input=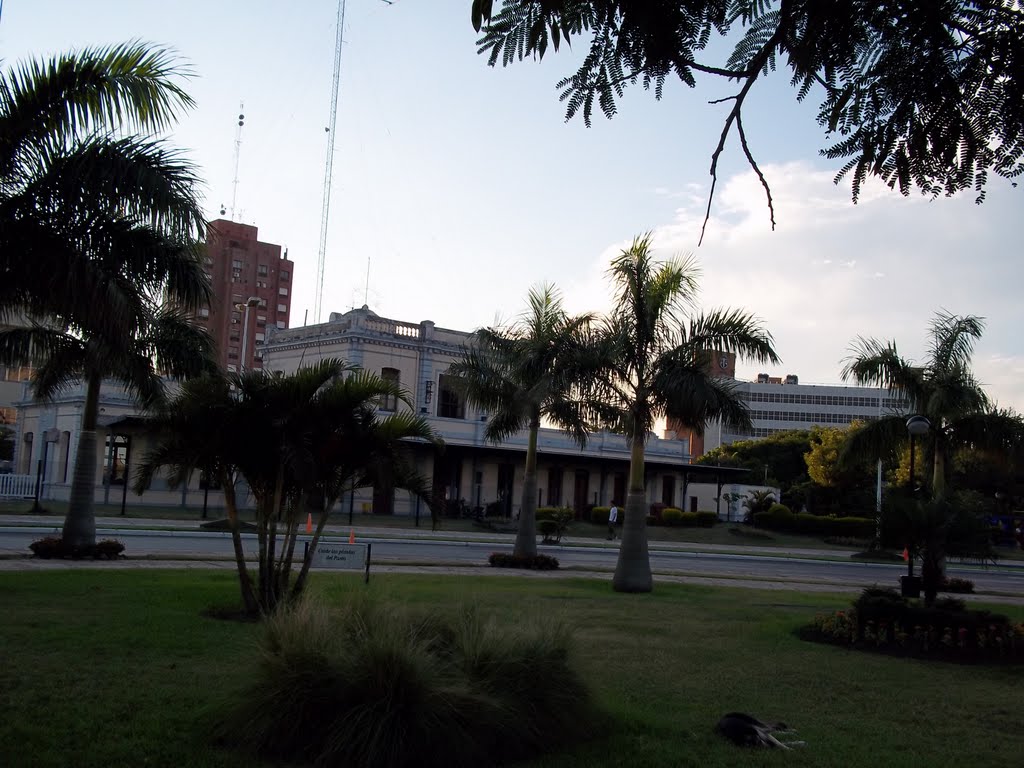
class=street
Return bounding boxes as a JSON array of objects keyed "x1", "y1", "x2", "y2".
[{"x1": 2, "y1": 525, "x2": 1023, "y2": 597}]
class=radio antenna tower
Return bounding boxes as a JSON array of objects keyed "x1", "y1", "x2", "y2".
[
  {"x1": 314, "y1": 0, "x2": 347, "y2": 323},
  {"x1": 230, "y1": 103, "x2": 245, "y2": 220}
]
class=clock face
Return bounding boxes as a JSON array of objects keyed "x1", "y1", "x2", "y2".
[{"x1": 718, "y1": 355, "x2": 729, "y2": 370}]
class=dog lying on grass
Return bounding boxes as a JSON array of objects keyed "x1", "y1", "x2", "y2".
[{"x1": 715, "y1": 712, "x2": 807, "y2": 749}]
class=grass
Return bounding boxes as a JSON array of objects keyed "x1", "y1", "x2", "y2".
[{"x1": 1, "y1": 570, "x2": 1023, "y2": 767}]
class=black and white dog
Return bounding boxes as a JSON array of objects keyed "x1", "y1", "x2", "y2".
[{"x1": 715, "y1": 712, "x2": 806, "y2": 749}]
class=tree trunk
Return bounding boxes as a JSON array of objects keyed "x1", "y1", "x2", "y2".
[
  {"x1": 514, "y1": 416, "x2": 540, "y2": 557},
  {"x1": 612, "y1": 436, "x2": 652, "y2": 593},
  {"x1": 222, "y1": 470, "x2": 258, "y2": 615},
  {"x1": 62, "y1": 371, "x2": 101, "y2": 549},
  {"x1": 932, "y1": 443, "x2": 947, "y2": 498},
  {"x1": 292, "y1": 497, "x2": 333, "y2": 598}
]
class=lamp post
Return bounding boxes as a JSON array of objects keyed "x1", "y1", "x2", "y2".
[
  {"x1": 31, "y1": 427, "x2": 61, "y2": 513},
  {"x1": 904, "y1": 415, "x2": 931, "y2": 583},
  {"x1": 234, "y1": 296, "x2": 260, "y2": 371}
]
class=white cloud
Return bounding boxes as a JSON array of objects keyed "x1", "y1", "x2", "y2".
[{"x1": 564, "y1": 161, "x2": 1024, "y2": 409}]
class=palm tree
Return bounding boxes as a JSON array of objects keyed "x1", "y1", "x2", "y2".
[
  {"x1": 591, "y1": 234, "x2": 780, "y2": 592},
  {"x1": 841, "y1": 311, "x2": 1024, "y2": 601},
  {"x1": 0, "y1": 44, "x2": 210, "y2": 549},
  {"x1": 137, "y1": 360, "x2": 440, "y2": 615},
  {"x1": 448, "y1": 285, "x2": 592, "y2": 557}
]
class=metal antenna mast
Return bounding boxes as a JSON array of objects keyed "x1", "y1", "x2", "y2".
[
  {"x1": 314, "y1": 0, "x2": 347, "y2": 324},
  {"x1": 230, "y1": 103, "x2": 245, "y2": 221}
]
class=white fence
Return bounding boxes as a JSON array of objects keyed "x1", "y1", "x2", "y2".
[{"x1": 0, "y1": 474, "x2": 36, "y2": 499}]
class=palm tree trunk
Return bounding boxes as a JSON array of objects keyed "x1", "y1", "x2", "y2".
[
  {"x1": 514, "y1": 416, "x2": 540, "y2": 557},
  {"x1": 62, "y1": 371, "x2": 102, "y2": 549},
  {"x1": 221, "y1": 470, "x2": 258, "y2": 615},
  {"x1": 932, "y1": 443, "x2": 947, "y2": 498},
  {"x1": 612, "y1": 436, "x2": 653, "y2": 593},
  {"x1": 292, "y1": 497, "x2": 333, "y2": 598}
]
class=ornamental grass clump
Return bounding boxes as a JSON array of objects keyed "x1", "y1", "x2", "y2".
[{"x1": 213, "y1": 595, "x2": 596, "y2": 768}]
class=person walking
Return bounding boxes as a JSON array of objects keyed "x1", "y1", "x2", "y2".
[{"x1": 607, "y1": 502, "x2": 619, "y2": 540}]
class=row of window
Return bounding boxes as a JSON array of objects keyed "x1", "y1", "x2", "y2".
[
  {"x1": 229, "y1": 260, "x2": 290, "y2": 282},
  {"x1": 747, "y1": 410, "x2": 879, "y2": 425},
  {"x1": 743, "y1": 391, "x2": 908, "y2": 409}
]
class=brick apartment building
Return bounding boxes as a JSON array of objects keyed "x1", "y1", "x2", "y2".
[{"x1": 201, "y1": 219, "x2": 294, "y2": 371}]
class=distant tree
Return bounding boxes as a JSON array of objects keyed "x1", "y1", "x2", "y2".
[
  {"x1": 448, "y1": 285, "x2": 592, "y2": 557},
  {"x1": 697, "y1": 429, "x2": 811, "y2": 492},
  {"x1": 741, "y1": 489, "x2": 775, "y2": 523},
  {"x1": 586, "y1": 233, "x2": 778, "y2": 592},
  {"x1": 842, "y1": 312, "x2": 1024, "y2": 600},
  {"x1": 471, "y1": 1, "x2": 1024, "y2": 239}
]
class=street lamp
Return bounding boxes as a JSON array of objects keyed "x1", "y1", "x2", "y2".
[
  {"x1": 902, "y1": 415, "x2": 931, "y2": 588},
  {"x1": 234, "y1": 296, "x2": 260, "y2": 371},
  {"x1": 31, "y1": 427, "x2": 61, "y2": 513}
]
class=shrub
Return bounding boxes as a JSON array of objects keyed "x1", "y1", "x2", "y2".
[
  {"x1": 695, "y1": 510, "x2": 718, "y2": 527},
  {"x1": 536, "y1": 509, "x2": 572, "y2": 543},
  {"x1": 590, "y1": 506, "x2": 610, "y2": 525},
  {"x1": 661, "y1": 508, "x2": 685, "y2": 526},
  {"x1": 213, "y1": 596, "x2": 596, "y2": 767},
  {"x1": 534, "y1": 507, "x2": 562, "y2": 522},
  {"x1": 649, "y1": 502, "x2": 667, "y2": 521},
  {"x1": 29, "y1": 537, "x2": 125, "y2": 559},
  {"x1": 678, "y1": 511, "x2": 699, "y2": 527},
  {"x1": 941, "y1": 577, "x2": 975, "y2": 594},
  {"x1": 645, "y1": 514, "x2": 658, "y2": 526},
  {"x1": 802, "y1": 587, "x2": 1024, "y2": 663},
  {"x1": 488, "y1": 552, "x2": 560, "y2": 570},
  {"x1": 755, "y1": 509, "x2": 875, "y2": 538}
]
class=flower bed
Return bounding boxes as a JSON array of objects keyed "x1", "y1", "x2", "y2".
[{"x1": 800, "y1": 588, "x2": 1024, "y2": 663}]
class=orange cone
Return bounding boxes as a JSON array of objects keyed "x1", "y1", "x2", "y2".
[
  {"x1": 902, "y1": 547, "x2": 910, "y2": 562},
  {"x1": 349, "y1": 529, "x2": 355, "y2": 544},
  {"x1": 306, "y1": 512, "x2": 313, "y2": 534}
]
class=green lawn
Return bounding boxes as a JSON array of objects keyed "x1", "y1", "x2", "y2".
[{"x1": 1, "y1": 570, "x2": 1022, "y2": 768}]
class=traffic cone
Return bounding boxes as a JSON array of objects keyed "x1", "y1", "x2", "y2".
[
  {"x1": 306, "y1": 512, "x2": 313, "y2": 534},
  {"x1": 349, "y1": 529, "x2": 355, "y2": 544},
  {"x1": 902, "y1": 547, "x2": 910, "y2": 562}
]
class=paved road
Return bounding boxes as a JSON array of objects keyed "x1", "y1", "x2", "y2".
[{"x1": 2, "y1": 526, "x2": 1022, "y2": 596}]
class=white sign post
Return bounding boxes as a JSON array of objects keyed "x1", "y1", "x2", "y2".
[{"x1": 307, "y1": 541, "x2": 372, "y2": 583}]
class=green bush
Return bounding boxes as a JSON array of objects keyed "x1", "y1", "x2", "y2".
[
  {"x1": 488, "y1": 552, "x2": 560, "y2": 570},
  {"x1": 755, "y1": 509, "x2": 875, "y2": 538},
  {"x1": 695, "y1": 510, "x2": 718, "y2": 527},
  {"x1": 679, "y1": 511, "x2": 699, "y2": 527},
  {"x1": 661, "y1": 508, "x2": 685, "y2": 526},
  {"x1": 213, "y1": 596, "x2": 595, "y2": 767},
  {"x1": 645, "y1": 514, "x2": 658, "y2": 526},
  {"x1": 942, "y1": 577, "x2": 975, "y2": 594},
  {"x1": 590, "y1": 506, "x2": 610, "y2": 525},
  {"x1": 535, "y1": 507, "x2": 562, "y2": 522},
  {"x1": 802, "y1": 588, "x2": 1024, "y2": 662},
  {"x1": 29, "y1": 537, "x2": 125, "y2": 559}
]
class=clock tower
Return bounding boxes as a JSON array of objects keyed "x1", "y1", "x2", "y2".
[{"x1": 666, "y1": 350, "x2": 736, "y2": 460}]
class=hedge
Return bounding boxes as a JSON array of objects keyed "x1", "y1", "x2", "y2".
[
  {"x1": 754, "y1": 510, "x2": 875, "y2": 538},
  {"x1": 590, "y1": 507, "x2": 611, "y2": 525},
  {"x1": 696, "y1": 510, "x2": 718, "y2": 527}
]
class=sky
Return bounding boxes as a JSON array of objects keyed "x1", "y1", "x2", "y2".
[{"x1": 4, "y1": 1, "x2": 1022, "y2": 409}]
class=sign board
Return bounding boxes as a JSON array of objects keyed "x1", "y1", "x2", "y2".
[{"x1": 310, "y1": 542, "x2": 369, "y2": 570}]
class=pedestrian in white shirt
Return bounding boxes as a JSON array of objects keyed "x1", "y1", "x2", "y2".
[{"x1": 607, "y1": 503, "x2": 619, "y2": 540}]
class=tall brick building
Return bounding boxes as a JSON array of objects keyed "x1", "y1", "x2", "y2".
[{"x1": 201, "y1": 220, "x2": 294, "y2": 371}]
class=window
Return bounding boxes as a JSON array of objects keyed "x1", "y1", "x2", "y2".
[
  {"x1": 437, "y1": 374, "x2": 465, "y2": 419},
  {"x1": 277, "y1": 304, "x2": 287, "y2": 313},
  {"x1": 258, "y1": 298, "x2": 267, "y2": 308},
  {"x1": 255, "y1": 332, "x2": 265, "y2": 342},
  {"x1": 279, "y1": 287, "x2": 288, "y2": 296},
  {"x1": 547, "y1": 468, "x2": 563, "y2": 506},
  {"x1": 228, "y1": 352, "x2": 239, "y2": 360},
  {"x1": 256, "y1": 315, "x2": 266, "y2": 327},
  {"x1": 276, "y1": 320, "x2": 285, "y2": 328},
  {"x1": 198, "y1": 307, "x2": 210, "y2": 318},
  {"x1": 380, "y1": 368, "x2": 400, "y2": 411},
  {"x1": 280, "y1": 270, "x2": 290, "y2": 281},
  {"x1": 232, "y1": 259, "x2": 243, "y2": 269},
  {"x1": 257, "y1": 264, "x2": 268, "y2": 276}
]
